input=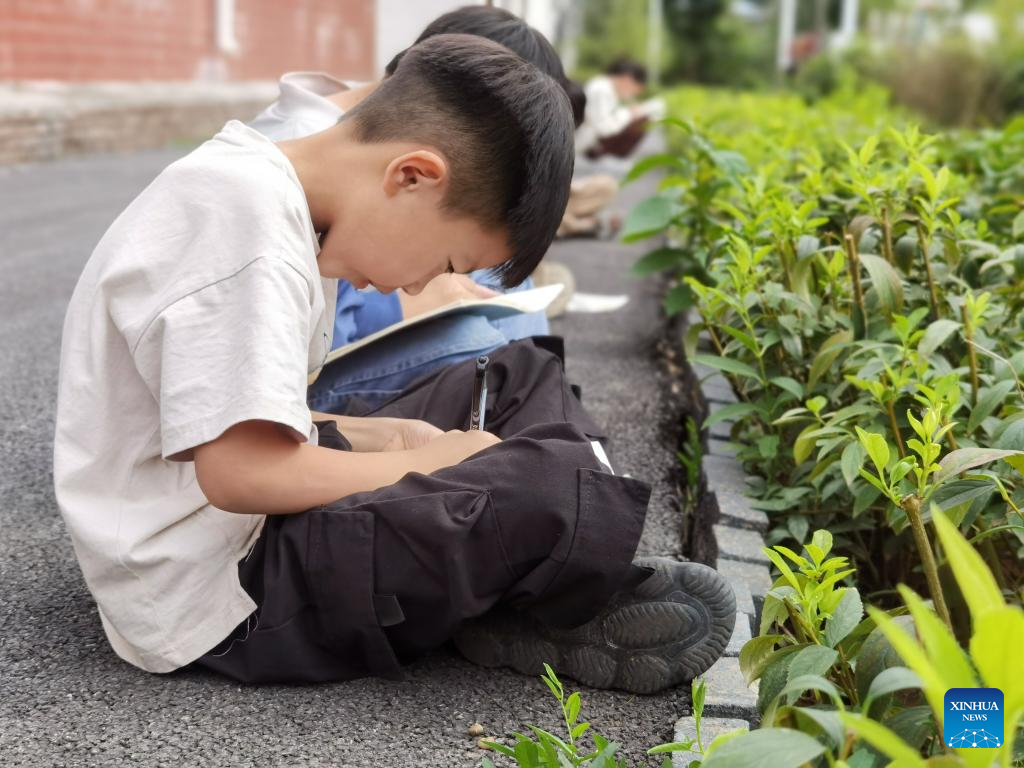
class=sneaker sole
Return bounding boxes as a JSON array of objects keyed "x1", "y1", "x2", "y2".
[{"x1": 454, "y1": 557, "x2": 736, "y2": 694}]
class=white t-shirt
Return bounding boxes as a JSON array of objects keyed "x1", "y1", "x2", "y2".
[
  {"x1": 249, "y1": 72, "x2": 349, "y2": 141},
  {"x1": 574, "y1": 75, "x2": 665, "y2": 154},
  {"x1": 53, "y1": 120, "x2": 337, "y2": 673}
]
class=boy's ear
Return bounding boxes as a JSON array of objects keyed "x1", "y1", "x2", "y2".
[{"x1": 383, "y1": 151, "x2": 447, "y2": 196}]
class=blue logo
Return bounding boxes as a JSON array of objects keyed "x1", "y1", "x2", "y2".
[{"x1": 944, "y1": 688, "x2": 1004, "y2": 749}]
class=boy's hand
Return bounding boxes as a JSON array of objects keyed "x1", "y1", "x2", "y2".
[
  {"x1": 379, "y1": 418, "x2": 444, "y2": 452},
  {"x1": 408, "y1": 429, "x2": 501, "y2": 474},
  {"x1": 398, "y1": 274, "x2": 498, "y2": 320}
]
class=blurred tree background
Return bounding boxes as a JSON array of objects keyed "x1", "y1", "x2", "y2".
[{"x1": 569, "y1": 0, "x2": 1024, "y2": 127}]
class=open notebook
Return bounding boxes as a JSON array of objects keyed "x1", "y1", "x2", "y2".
[{"x1": 310, "y1": 283, "x2": 565, "y2": 380}]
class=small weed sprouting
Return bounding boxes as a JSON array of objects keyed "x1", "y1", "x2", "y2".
[{"x1": 481, "y1": 668, "x2": 721, "y2": 768}]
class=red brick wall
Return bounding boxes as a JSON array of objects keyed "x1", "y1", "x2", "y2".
[{"x1": 0, "y1": 0, "x2": 375, "y2": 81}]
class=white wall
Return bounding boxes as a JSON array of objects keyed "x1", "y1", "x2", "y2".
[{"x1": 374, "y1": 0, "x2": 566, "y2": 77}]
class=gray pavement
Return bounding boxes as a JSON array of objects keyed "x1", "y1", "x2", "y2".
[{"x1": 0, "y1": 148, "x2": 689, "y2": 766}]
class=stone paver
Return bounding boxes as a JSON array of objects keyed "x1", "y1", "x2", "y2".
[
  {"x1": 672, "y1": 716, "x2": 750, "y2": 767},
  {"x1": 713, "y1": 525, "x2": 771, "y2": 566},
  {"x1": 701, "y1": 657, "x2": 759, "y2": 718}
]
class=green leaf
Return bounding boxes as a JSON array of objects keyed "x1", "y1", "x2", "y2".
[
  {"x1": 738, "y1": 634, "x2": 785, "y2": 684},
  {"x1": 770, "y1": 376, "x2": 805, "y2": 400},
  {"x1": 860, "y1": 253, "x2": 905, "y2": 316},
  {"x1": 808, "y1": 330, "x2": 852, "y2": 389},
  {"x1": 692, "y1": 353, "x2": 763, "y2": 383},
  {"x1": 625, "y1": 152, "x2": 686, "y2": 183},
  {"x1": 720, "y1": 325, "x2": 761, "y2": 357},
  {"x1": 1013, "y1": 209, "x2": 1024, "y2": 239},
  {"x1": 787, "y1": 645, "x2": 839, "y2": 680},
  {"x1": 966, "y1": 380, "x2": 1017, "y2": 434},
  {"x1": 931, "y1": 508, "x2": 1004, "y2": 624},
  {"x1": 647, "y1": 741, "x2": 697, "y2": 755},
  {"x1": 856, "y1": 426, "x2": 891, "y2": 478},
  {"x1": 788, "y1": 706, "x2": 844, "y2": 748},
  {"x1": 622, "y1": 196, "x2": 676, "y2": 242},
  {"x1": 794, "y1": 423, "x2": 818, "y2": 465},
  {"x1": 811, "y1": 529, "x2": 833, "y2": 557},
  {"x1": 700, "y1": 728, "x2": 826, "y2": 768},
  {"x1": 825, "y1": 588, "x2": 864, "y2": 648},
  {"x1": 970, "y1": 607, "x2": 1024, "y2": 718},
  {"x1": 664, "y1": 283, "x2": 695, "y2": 316},
  {"x1": 934, "y1": 447, "x2": 1024, "y2": 484},
  {"x1": 841, "y1": 441, "x2": 866, "y2": 489},
  {"x1": 930, "y1": 479, "x2": 995, "y2": 512},
  {"x1": 565, "y1": 691, "x2": 580, "y2": 725},
  {"x1": 703, "y1": 402, "x2": 760, "y2": 430},
  {"x1": 764, "y1": 549, "x2": 802, "y2": 592},
  {"x1": 863, "y1": 667, "x2": 922, "y2": 713},
  {"x1": 917, "y1": 319, "x2": 961, "y2": 360},
  {"x1": 837, "y1": 712, "x2": 923, "y2": 765},
  {"x1": 632, "y1": 246, "x2": 690, "y2": 276}
]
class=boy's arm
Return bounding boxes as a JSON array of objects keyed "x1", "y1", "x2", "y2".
[
  {"x1": 309, "y1": 411, "x2": 444, "y2": 453},
  {"x1": 193, "y1": 419, "x2": 498, "y2": 516}
]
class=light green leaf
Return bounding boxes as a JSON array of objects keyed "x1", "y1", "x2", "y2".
[
  {"x1": 622, "y1": 196, "x2": 676, "y2": 242},
  {"x1": 918, "y1": 319, "x2": 961, "y2": 360},
  {"x1": 1013, "y1": 209, "x2": 1024, "y2": 239},
  {"x1": 794, "y1": 423, "x2": 818, "y2": 465},
  {"x1": 838, "y1": 712, "x2": 923, "y2": 765},
  {"x1": 811, "y1": 529, "x2": 833, "y2": 557},
  {"x1": 764, "y1": 549, "x2": 802, "y2": 592},
  {"x1": 700, "y1": 728, "x2": 826, "y2": 768},
  {"x1": 825, "y1": 589, "x2": 864, "y2": 648},
  {"x1": 692, "y1": 353, "x2": 763, "y2": 383},
  {"x1": 565, "y1": 691, "x2": 580, "y2": 725},
  {"x1": 934, "y1": 447, "x2": 1024, "y2": 484},
  {"x1": 931, "y1": 508, "x2": 1004, "y2": 624},
  {"x1": 970, "y1": 607, "x2": 1024, "y2": 719},
  {"x1": 860, "y1": 253, "x2": 905, "y2": 316}
]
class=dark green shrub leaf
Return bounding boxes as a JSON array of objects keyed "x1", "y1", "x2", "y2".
[
  {"x1": 931, "y1": 479, "x2": 994, "y2": 512},
  {"x1": 787, "y1": 645, "x2": 839, "y2": 680},
  {"x1": 625, "y1": 153, "x2": 687, "y2": 183},
  {"x1": 622, "y1": 196, "x2": 676, "y2": 242},
  {"x1": 966, "y1": 379, "x2": 1017, "y2": 434},
  {"x1": 692, "y1": 353, "x2": 762, "y2": 382},
  {"x1": 664, "y1": 283, "x2": 695, "y2": 316},
  {"x1": 863, "y1": 666, "x2": 922, "y2": 712},
  {"x1": 808, "y1": 331, "x2": 852, "y2": 389},
  {"x1": 704, "y1": 402, "x2": 759, "y2": 429},
  {"x1": 738, "y1": 634, "x2": 786, "y2": 684},
  {"x1": 917, "y1": 319, "x2": 961, "y2": 360},
  {"x1": 770, "y1": 376, "x2": 805, "y2": 400},
  {"x1": 935, "y1": 447, "x2": 1024, "y2": 483},
  {"x1": 631, "y1": 247, "x2": 690, "y2": 276},
  {"x1": 860, "y1": 253, "x2": 904, "y2": 316}
]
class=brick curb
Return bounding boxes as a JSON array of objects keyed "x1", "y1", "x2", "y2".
[{"x1": 674, "y1": 311, "x2": 772, "y2": 732}]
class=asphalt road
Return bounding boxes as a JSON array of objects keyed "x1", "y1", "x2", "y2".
[{"x1": 0, "y1": 146, "x2": 690, "y2": 767}]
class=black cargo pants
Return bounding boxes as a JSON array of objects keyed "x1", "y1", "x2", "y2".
[{"x1": 193, "y1": 338, "x2": 651, "y2": 684}]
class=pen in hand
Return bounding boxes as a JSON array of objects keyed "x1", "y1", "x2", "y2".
[{"x1": 469, "y1": 355, "x2": 489, "y2": 431}]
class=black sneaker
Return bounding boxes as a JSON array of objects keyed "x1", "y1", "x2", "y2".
[{"x1": 453, "y1": 557, "x2": 736, "y2": 694}]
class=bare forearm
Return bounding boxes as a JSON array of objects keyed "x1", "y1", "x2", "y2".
[{"x1": 310, "y1": 411, "x2": 399, "y2": 452}]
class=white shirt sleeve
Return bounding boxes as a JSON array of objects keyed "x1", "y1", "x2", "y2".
[
  {"x1": 133, "y1": 256, "x2": 315, "y2": 461},
  {"x1": 584, "y1": 77, "x2": 635, "y2": 139}
]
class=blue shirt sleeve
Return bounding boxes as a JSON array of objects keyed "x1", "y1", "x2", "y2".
[{"x1": 331, "y1": 280, "x2": 403, "y2": 350}]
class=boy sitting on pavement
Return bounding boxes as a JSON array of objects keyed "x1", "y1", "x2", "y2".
[{"x1": 53, "y1": 35, "x2": 735, "y2": 691}]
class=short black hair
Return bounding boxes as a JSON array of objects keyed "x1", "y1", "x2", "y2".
[
  {"x1": 607, "y1": 56, "x2": 648, "y2": 84},
  {"x1": 566, "y1": 80, "x2": 587, "y2": 128},
  {"x1": 385, "y1": 5, "x2": 566, "y2": 86},
  {"x1": 345, "y1": 34, "x2": 574, "y2": 288}
]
